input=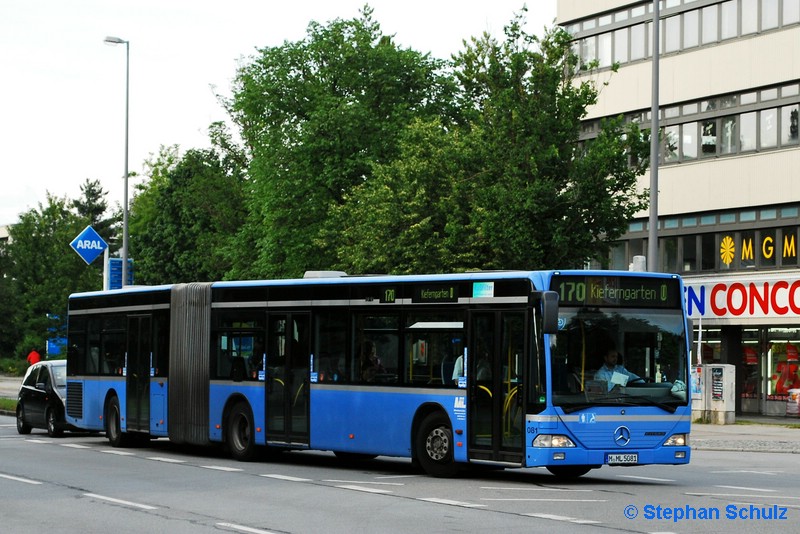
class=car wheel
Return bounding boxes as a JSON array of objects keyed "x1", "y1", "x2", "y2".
[
  {"x1": 16, "y1": 405, "x2": 31, "y2": 435},
  {"x1": 46, "y1": 407, "x2": 64, "y2": 438}
]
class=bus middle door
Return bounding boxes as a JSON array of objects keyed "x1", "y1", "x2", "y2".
[{"x1": 266, "y1": 313, "x2": 310, "y2": 446}]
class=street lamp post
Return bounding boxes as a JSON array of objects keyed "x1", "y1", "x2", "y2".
[{"x1": 104, "y1": 36, "x2": 130, "y2": 287}]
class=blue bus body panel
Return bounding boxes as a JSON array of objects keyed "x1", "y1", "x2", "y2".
[
  {"x1": 208, "y1": 383, "x2": 267, "y2": 445},
  {"x1": 309, "y1": 385, "x2": 467, "y2": 461},
  {"x1": 66, "y1": 377, "x2": 125, "y2": 432},
  {"x1": 525, "y1": 407, "x2": 691, "y2": 467}
]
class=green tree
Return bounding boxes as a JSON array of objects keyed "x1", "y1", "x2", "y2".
[
  {"x1": 130, "y1": 143, "x2": 246, "y2": 284},
  {"x1": 6, "y1": 193, "x2": 105, "y2": 357},
  {"x1": 227, "y1": 5, "x2": 457, "y2": 279},
  {"x1": 0, "y1": 238, "x2": 21, "y2": 358},
  {"x1": 452, "y1": 17, "x2": 649, "y2": 269},
  {"x1": 330, "y1": 14, "x2": 649, "y2": 274}
]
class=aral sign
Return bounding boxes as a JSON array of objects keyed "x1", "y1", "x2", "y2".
[
  {"x1": 685, "y1": 275, "x2": 800, "y2": 320},
  {"x1": 70, "y1": 225, "x2": 108, "y2": 265}
]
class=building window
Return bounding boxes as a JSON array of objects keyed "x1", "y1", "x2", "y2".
[
  {"x1": 614, "y1": 27, "x2": 629, "y2": 63},
  {"x1": 701, "y1": 234, "x2": 716, "y2": 271},
  {"x1": 781, "y1": 227, "x2": 798, "y2": 266},
  {"x1": 684, "y1": 9, "x2": 699, "y2": 48},
  {"x1": 665, "y1": 14, "x2": 681, "y2": 53},
  {"x1": 701, "y1": 120, "x2": 717, "y2": 156},
  {"x1": 702, "y1": 4, "x2": 719, "y2": 44},
  {"x1": 721, "y1": 0, "x2": 739, "y2": 39},
  {"x1": 740, "y1": 112, "x2": 757, "y2": 151},
  {"x1": 787, "y1": 0, "x2": 800, "y2": 25},
  {"x1": 683, "y1": 235, "x2": 698, "y2": 271},
  {"x1": 783, "y1": 104, "x2": 800, "y2": 145},
  {"x1": 761, "y1": 108, "x2": 778, "y2": 148},
  {"x1": 762, "y1": 228, "x2": 778, "y2": 267},
  {"x1": 741, "y1": 230, "x2": 756, "y2": 269},
  {"x1": 721, "y1": 116, "x2": 737, "y2": 154},
  {"x1": 741, "y1": 0, "x2": 758, "y2": 35}
]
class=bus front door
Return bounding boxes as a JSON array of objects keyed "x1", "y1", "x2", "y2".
[
  {"x1": 266, "y1": 313, "x2": 310, "y2": 446},
  {"x1": 126, "y1": 315, "x2": 151, "y2": 433},
  {"x1": 468, "y1": 311, "x2": 526, "y2": 464}
]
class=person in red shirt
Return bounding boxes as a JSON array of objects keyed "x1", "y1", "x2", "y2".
[{"x1": 26, "y1": 349, "x2": 41, "y2": 365}]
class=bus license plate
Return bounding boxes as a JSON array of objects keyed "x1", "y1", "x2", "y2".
[{"x1": 606, "y1": 453, "x2": 638, "y2": 464}]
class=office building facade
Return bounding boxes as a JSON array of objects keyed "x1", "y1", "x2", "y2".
[{"x1": 558, "y1": 0, "x2": 800, "y2": 415}]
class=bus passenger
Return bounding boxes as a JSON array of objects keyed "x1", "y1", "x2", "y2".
[{"x1": 361, "y1": 341, "x2": 385, "y2": 382}]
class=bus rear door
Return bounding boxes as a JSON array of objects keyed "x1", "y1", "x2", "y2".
[{"x1": 126, "y1": 314, "x2": 151, "y2": 433}]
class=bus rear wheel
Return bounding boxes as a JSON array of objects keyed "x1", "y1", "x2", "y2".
[
  {"x1": 106, "y1": 396, "x2": 131, "y2": 447},
  {"x1": 227, "y1": 402, "x2": 257, "y2": 461},
  {"x1": 415, "y1": 412, "x2": 459, "y2": 478},
  {"x1": 546, "y1": 465, "x2": 594, "y2": 479}
]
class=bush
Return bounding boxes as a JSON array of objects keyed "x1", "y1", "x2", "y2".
[{"x1": 0, "y1": 357, "x2": 26, "y2": 376}]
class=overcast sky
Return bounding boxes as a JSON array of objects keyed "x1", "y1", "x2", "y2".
[{"x1": 0, "y1": 0, "x2": 557, "y2": 225}]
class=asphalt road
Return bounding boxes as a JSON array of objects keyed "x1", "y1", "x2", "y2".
[{"x1": 2, "y1": 416, "x2": 800, "y2": 534}]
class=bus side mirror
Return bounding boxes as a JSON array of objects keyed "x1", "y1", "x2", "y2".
[{"x1": 541, "y1": 291, "x2": 559, "y2": 335}]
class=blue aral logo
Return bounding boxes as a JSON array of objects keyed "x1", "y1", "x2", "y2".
[{"x1": 70, "y1": 225, "x2": 108, "y2": 265}]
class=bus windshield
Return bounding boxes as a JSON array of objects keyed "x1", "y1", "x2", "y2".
[{"x1": 550, "y1": 306, "x2": 688, "y2": 413}]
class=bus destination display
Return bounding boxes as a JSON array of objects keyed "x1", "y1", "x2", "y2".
[{"x1": 551, "y1": 275, "x2": 681, "y2": 308}]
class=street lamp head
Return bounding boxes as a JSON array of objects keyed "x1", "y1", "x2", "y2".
[{"x1": 104, "y1": 36, "x2": 127, "y2": 45}]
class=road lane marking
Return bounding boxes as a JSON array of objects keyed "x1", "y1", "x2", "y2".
[
  {"x1": 260, "y1": 474, "x2": 311, "y2": 482},
  {"x1": 484, "y1": 498, "x2": 607, "y2": 502},
  {"x1": 337, "y1": 485, "x2": 393, "y2": 494},
  {"x1": 0, "y1": 474, "x2": 42, "y2": 485},
  {"x1": 417, "y1": 497, "x2": 485, "y2": 508},
  {"x1": 61, "y1": 443, "x2": 91, "y2": 449},
  {"x1": 200, "y1": 465, "x2": 243, "y2": 472},
  {"x1": 686, "y1": 493, "x2": 800, "y2": 500},
  {"x1": 324, "y1": 479, "x2": 404, "y2": 486},
  {"x1": 480, "y1": 486, "x2": 592, "y2": 492},
  {"x1": 147, "y1": 457, "x2": 186, "y2": 463},
  {"x1": 711, "y1": 470, "x2": 779, "y2": 475},
  {"x1": 525, "y1": 513, "x2": 601, "y2": 524},
  {"x1": 84, "y1": 493, "x2": 157, "y2": 510},
  {"x1": 217, "y1": 523, "x2": 279, "y2": 534},
  {"x1": 715, "y1": 485, "x2": 776, "y2": 492},
  {"x1": 617, "y1": 475, "x2": 676, "y2": 482},
  {"x1": 101, "y1": 450, "x2": 136, "y2": 456},
  {"x1": 25, "y1": 439, "x2": 53, "y2": 444}
]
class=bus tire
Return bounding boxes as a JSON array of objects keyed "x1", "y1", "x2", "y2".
[
  {"x1": 546, "y1": 465, "x2": 594, "y2": 479},
  {"x1": 106, "y1": 396, "x2": 131, "y2": 447},
  {"x1": 227, "y1": 402, "x2": 257, "y2": 462},
  {"x1": 415, "y1": 412, "x2": 458, "y2": 478}
]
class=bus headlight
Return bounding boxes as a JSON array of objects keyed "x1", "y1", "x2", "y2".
[
  {"x1": 663, "y1": 433, "x2": 689, "y2": 446},
  {"x1": 532, "y1": 434, "x2": 576, "y2": 448}
]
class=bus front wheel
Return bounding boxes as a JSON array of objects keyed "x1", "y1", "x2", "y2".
[
  {"x1": 227, "y1": 402, "x2": 257, "y2": 462},
  {"x1": 415, "y1": 412, "x2": 459, "y2": 478}
]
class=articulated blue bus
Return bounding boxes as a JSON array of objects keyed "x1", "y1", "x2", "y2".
[{"x1": 65, "y1": 270, "x2": 691, "y2": 478}]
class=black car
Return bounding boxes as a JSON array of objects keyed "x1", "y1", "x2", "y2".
[{"x1": 16, "y1": 359, "x2": 73, "y2": 437}]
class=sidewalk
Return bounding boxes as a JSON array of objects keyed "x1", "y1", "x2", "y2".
[{"x1": 2, "y1": 374, "x2": 799, "y2": 452}]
